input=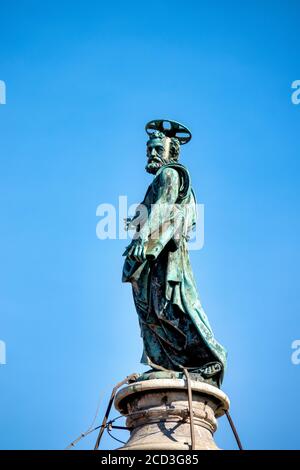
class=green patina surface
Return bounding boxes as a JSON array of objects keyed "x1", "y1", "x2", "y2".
[{"x1": 122, "y1": 120, "x2": 227, "y2": 388}]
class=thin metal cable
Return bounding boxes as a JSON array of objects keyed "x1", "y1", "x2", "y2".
[
  {"x1": 65, "y1": 390, "x2": 104, "y2": 450},
  {"x1": 106, "y1": 427, "x2": 126, "y2": 445}
]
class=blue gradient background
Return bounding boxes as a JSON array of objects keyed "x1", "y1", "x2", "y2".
[{"x1": 0, "y1": 0, "x2": 300, "y2": 450}]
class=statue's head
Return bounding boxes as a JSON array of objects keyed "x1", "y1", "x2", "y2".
[
  {"x1": 146, "y1": 131, "x2": 180, "y2": 174},
  {"x1": 145, "y1": 119, "x2": 192, "y2": 175}
]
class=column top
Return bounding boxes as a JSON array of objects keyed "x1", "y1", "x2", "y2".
[{"x1": 114, "y1": 378, "x2": 230, "y2": 418}]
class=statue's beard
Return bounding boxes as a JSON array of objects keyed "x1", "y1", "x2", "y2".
[{"x1": 145, "y1": 156, "x2": 166, "y2": 174}]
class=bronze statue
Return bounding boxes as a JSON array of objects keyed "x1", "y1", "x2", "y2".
[{"x1": 122, "y1": 120, "x2": 227, "y2": 387}]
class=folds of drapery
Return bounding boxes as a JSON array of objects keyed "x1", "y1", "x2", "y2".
[{"x1": 122, "y1": 163, "x2": 227, "y2": 381}]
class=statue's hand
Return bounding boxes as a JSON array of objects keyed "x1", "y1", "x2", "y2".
[{"x1": 125, "y1": 237, "x2": 146, "y2": 263}]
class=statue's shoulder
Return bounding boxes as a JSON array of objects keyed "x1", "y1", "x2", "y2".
[
  {"x1": 157, "y1": 163, "x2": 192, "y2": 202},
  {"x1": 156, "y1": 164, "x2": 180, "y2": 180},
  {"x1": 151, "y1": 165, "x2": 178, "y2": 195}
]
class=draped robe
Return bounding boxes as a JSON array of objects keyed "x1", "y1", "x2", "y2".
[{"x1": 122, "y1": 163, "x2": 227, "y2": 386}]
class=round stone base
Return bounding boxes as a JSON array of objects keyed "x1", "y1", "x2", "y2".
[{"x1": 114, "y1": 378, "x2": 230, "y2": 450}]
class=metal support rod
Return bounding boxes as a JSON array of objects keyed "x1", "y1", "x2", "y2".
[
  {"x1": 225, "y1": 409, "x2": 243, "y2": 450},
  {"x1": 183, "y1": 368, "x2": 196, "y2": 450},
  {"x1": 94, "y1": 374, "x2": 138, "y2": 450}
]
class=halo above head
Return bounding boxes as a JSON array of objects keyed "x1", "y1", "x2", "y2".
[{"x1": 145, "y1": 119, "x2": 192, "y2": 145}]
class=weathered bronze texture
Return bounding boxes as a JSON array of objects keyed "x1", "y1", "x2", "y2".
[{"x1": 122, "y1": 119, "x2": 227, "y2": 387}]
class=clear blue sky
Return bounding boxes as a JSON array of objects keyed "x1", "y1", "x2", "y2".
[{"x1": 0, "y1": 0, "x2": 300, "y2": 450}]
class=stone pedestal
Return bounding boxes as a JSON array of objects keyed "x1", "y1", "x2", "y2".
[{"x1": 114, "y1": 378, "x2": 230, "y2": 450}]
